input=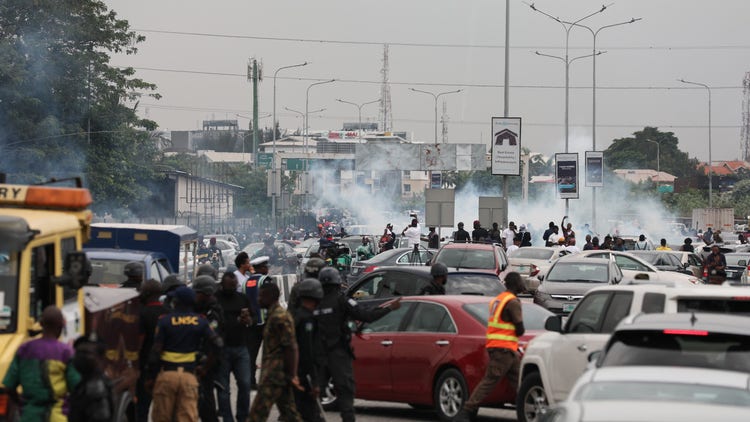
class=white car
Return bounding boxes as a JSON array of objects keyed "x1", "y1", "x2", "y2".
[
  {"x1": 517, "y1": 284, "x2": 750, "y2": 422},
  {"x1": 203, "y1": 238, "x2": 239, "y2": 270},
  {"x1": 508, "y1": 247, "x2": 568, "y2": 293},
  {"x1": 571, "y1": 250, "x2": 702, "y2": 286}
]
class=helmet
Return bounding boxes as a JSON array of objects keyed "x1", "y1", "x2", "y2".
[
  {"x1": 162, "y1": 274, "x2": 185, "y2": 293},
  {"x1": 196, "y1": 263, "x2": 218, "y2": 280},
  {"x1": 318, "y1": 267, "x2": 342, "y2": 286},
  {"x1": 192, "y1": 275, "x2": 217, "y2": 295},
  {"x1": 304, "y1": 257, "x2": 326, "y2": 278},
  {"x1": 264, "y1": 236, "x2": 275, "y2": 245},
  {"x1": 124, "y1": 261, "x2": 144, "y2": 278},
  {"x1": 296, "y1": 278, "x2": 324, "y2": 300},
  {"x1": 430, "y1": 262, "x2": 449, "y2": 277}
]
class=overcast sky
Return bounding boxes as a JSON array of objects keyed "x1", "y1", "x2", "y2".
[{"x1": 104, "y1": 0, "x2": 750, "y2": 163}]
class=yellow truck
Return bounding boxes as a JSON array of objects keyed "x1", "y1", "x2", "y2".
[{"x1": 0, "y1": 180, "x2": 93, "y2": 420}]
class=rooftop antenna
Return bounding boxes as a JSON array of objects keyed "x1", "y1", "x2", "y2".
[
  {"x1": 742, "y1": 72, "x2": 750, "y2": 161},
  {"x1": 378, "y1": 44, "x2": 393, "y2": 132}
]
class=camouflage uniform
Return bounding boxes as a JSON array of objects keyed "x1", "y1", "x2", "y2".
[{"x1": 248, "y1": 302, "x2": 302, "y2": 422}]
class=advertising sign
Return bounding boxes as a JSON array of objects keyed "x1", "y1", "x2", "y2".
[
  {"x1": 555, "y1": 153, "x2": 579, "y2": 199},
  {"x1": 430, "y1": 172, "x2": 442, "y2": 189},
  {"x1": 585, "y1": 151, "x2": 604, "y2": 187},
  {"x1": 491, "y1": 117, "x2": 522, "y2": 175}
]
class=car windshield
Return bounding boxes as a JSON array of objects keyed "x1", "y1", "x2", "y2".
[
  {"x1": 464, "y1": 302, "x2": 552, "y2": 331},
  {"x1": 576, "y1": 381, "x2": 750, "y2": 407},
  {"x1": 436, "y1": 248, "x2": 495, "y2": 270},
  {"x1": 0, "y1": 251, "x2": 19, "y2": 334},
  {"x1": 446, "y1": 274, "x2": 505, "y2": 296},
  {"x1": 600, "y1": 330, "x2": 750, "y2": 372},
  {"x1": 546, "y1": 262, "x2": 609, "y2": 282},
  {"x1": 509, "y1": 248, "x2": 554, "y2": 260},
  {"x1": 725, "y1": 255, "x2": 750, "y2": 266}
]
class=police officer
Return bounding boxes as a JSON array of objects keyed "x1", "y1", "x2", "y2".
[
  {"x1": 196, "y1": 263, "x2": 219, "y2": 280},
  {"x1": 122, "y1": 261, "x2": 144, "y2": 289},
  {"x1": 455, "y1": 272, "x2": 525, "y2": 422},
  {"x1": 245, "y1": 256, "x2": 272, "y2": 388},
  {"x1": 288, "y1": 257, "x2": 326, "y2": 311},
  {"x1": 136, "y1": 280, "x2": 169, "y2": 422},
  {"x1": 192, "y1": 275, "x2": 224, "y2": 422},
  {"x1": 419, "y1": 263, "x2": 448, "y2": 295},
  {"x1": 148, "y1": 286, "x2": 223, "y2": 422},
  {"x1": 316, "y1": 267, "x2": 401, "y2": 422},
  {"x1": 292, "y1": 279, "x2": 325, "y2": 422},
  {"x1": 161, "y1": 274, "x2": 185, "y2": 309}
]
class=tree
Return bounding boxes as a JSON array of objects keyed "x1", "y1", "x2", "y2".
[
  {"x1": 604, "y1": 127, "x2": 700, "y2": 179},
  {"x1": 0, "y1": 0, "x2": 160, "y2": 212}
]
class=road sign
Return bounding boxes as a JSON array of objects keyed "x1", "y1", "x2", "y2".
[
  {"x1": 491, "y1": 117, "x2": 522, "y2": 175},
  {"x1": 478, "y1": 197, "x2": 508, "y2": 229},
  {"x1": 425, "y1": 189, "x2": 455, "y2": 228},
  {"x1": 258, "y1": 153, "x2": 273, "y2": 169}
]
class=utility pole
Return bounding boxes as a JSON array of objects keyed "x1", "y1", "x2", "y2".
[{"x1": 248, "y1": 58, "x2": 262, "y2": 166}]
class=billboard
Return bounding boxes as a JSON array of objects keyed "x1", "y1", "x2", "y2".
[
  {"x1": 585, "y1": 151, "x2": 604, "y2": 187},
  {"x1": 491, "y1": 117, "x2": 522, "y2": 175},
  {"x1": 555, "y1": 153, "x2": 579, "y2": 199}
]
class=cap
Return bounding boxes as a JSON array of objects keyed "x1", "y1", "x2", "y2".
[
  {"x1": 250, "y1": 256, "x2": 270, "y2": 267},
  {"x1": 430, "y1": 262, "x2": 449, "y2": 277},
  {"x1": 168, "y1": 285, "x2": 196, "y2": 305},
  {"x1": 124, "y1": 261, "x2": 144, "y2": 278}
]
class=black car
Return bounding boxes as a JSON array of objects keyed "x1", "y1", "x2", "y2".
[
  {"x1": 347, "y1": 247, "x2": 435, "y2": 284},
  {"x1": 724, "y1": 252, "x2": 750, "y2": 281},
  {"x1": 346, "y1": 266, "x2": 505, "y2": 307}
]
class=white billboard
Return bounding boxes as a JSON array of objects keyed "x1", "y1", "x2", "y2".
[{"x1": 491, "y1": 117, "x2": 522, "y2": 175}]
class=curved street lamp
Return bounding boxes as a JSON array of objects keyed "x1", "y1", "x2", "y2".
[
  {"x1": 336, "y1": 98, "x2": 380, "y2": 143},
  {"x1": 408, "y1": 88, "x2": 463, "y2": 144},
  {"x1": 679, "y1": 78, "x2": 713, "y2": 207}
]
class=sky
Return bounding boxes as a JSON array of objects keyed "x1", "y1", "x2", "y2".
[{"x1": 104, "y1": 0, "x2": 750, "y2": 164}]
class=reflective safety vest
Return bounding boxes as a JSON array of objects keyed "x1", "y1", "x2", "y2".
[{"x1": 486, "y1": 291, "x2": 518, "y2": 351}]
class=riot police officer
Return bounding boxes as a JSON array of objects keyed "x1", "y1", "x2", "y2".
[
  {"x1": 315, "y1": 268, "x2": 401, "y2": 422},
  {"x1": 288, "y1": 257, "x2": 326, "y2": 310},
  {"x1": 192, "y1": 275, "x2": 224, "y2": 422},
  {"x1": 292, "y1": 279, "x2": 325, "y2": 422},
  {"x1": 122, "y1": 261, "x2": 144, "y2": 289}
]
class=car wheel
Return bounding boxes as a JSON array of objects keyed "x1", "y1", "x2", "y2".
[
  {"x1": 320, "y1": 376, "x2": 338, "y2": 410},
  {"x1": 433, "y1": 368, "x2": 468, "y2": 421},
  {"x1": 516, "y1": 372, "x2": 549, "y2": 422}
]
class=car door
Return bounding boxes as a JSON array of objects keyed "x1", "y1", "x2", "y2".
[
  {"x1": 389, "y1": 302, "x2": 456, "y2": 399},
  {"x1": 352, "y1": 302, "x2": 414, "y2": 400},
  {"x1": 547, "y1": 290, "x2": 634, "y2": 402},
  {"x1": 613, "y1": 254, "x2": 654, "y2": 281}
]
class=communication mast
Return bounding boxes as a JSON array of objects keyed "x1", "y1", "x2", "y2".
[
  {"x1": 742, "y1": 72, "x2": 750, "y2": 161},
  {"x1": 441, "y1": 99, "x2": 449, "y2": 143},
  {"x1": 378, "y1": 44, "x2": 393, "y2": 132}
]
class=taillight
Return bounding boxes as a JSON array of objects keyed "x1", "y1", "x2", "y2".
[
  {"x1": 702, "y1": 267, "x2": 708, "y2": 278},
  {"x1": 530, "y1": 264, "x2": 540, "y2": 277},
  {"x1": 0, "y1": 392, "x2": 8, "y2": 416},
  {"x1": 363, "y1": 265, "x2": 378, "y2": 274},
  {"x1": 731, "y1": 296, "x2": 750, "y2": 301},
  {"x1": 663, "y1": 329, "x2": 708, "y2": 336}
]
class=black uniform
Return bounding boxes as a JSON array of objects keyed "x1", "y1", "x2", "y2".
[
  {"x1": 195, "y1": 297, "x2": 224, "y2": 422},
  {"x1": 292, "y1": 306, "x2": 325, "y2": 422},
  {"x1": 418, "y1": 280, "x2": 446, "y2": 295},
  {"x1": 454, "y1": 228, "x2": 470, "y2": 243},
  {"x1": 316, "y1": 290, "x2": 392, "y2": 422}
]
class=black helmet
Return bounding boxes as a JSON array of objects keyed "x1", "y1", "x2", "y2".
[
  {"x1": 430, "y1": 262, "x2": 449, "y2": 277},
  {"x1": 196, "y1": 263, "x2": 218, "y2": 280},
  {"x1": 304, "y1": 258, "x2": 326, "y2": 278},
  {"x1": 162, "y1": 274, "x2": 185, "y2": 293},
  {"x1": 192, "y1": 275, "x2": 217, "y2": 295},
  {"x1": 124, "y1": 261, "x2": 144, "y2": 278},
  {"x1": 318, "y1": 267, "x2": 342, "y2": 286},
  {"x1": 296, "y1": 278, "x2": 324, "y2": 300}
]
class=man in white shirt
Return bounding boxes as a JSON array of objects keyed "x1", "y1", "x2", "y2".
[
  {"x1": 234, "y1": 251, "x2": 252, "y2": 292},
  {"x1": 506, "y1": 235, "x2": 521, "y2": 255},
  {"x1": 564, "y1": 237, "x2": 581, "y2": 254},
  {"x1": 402, "y1": 218, "x2": 421, "y2": 248},
  {"x1": 502, "y1": 222, "x2": 517, "y2": 249}
]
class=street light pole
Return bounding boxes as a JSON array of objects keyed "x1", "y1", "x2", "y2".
[
  {"x1": 645, "y1": 139, "x2": 660, "y2": 191},
  {"x1": 273, "y1": 62, "x2": 308, "y2": 160},
  {"x1": 408, "y1": 88, "x2": 463, "y2": 144},
  {"x1": 336, "y1": 99, "x2": 380, "y2": 143},
  {"x1": 305, "y1": 79, "x2": 335, "y2": 154},
  {"x1": 679, "y1": 79, "x2": 713, "y2": 208}
]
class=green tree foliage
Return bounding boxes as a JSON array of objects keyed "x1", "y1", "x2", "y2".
[
  {"x1": 604, "y1": 127, "x2": 700, "y2": 179},
  {"x1": 0, "y1": 0, "x2": 160, "y2": 213}
]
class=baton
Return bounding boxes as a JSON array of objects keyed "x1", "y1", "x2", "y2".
[{"x1": 306, "y1": 374, "x2": 327, "y2": 422}]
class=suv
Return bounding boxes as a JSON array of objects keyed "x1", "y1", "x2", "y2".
[
  {"x1": 517, "y1": 284, "x2": 750, "y2": 422},
  {"x1": 430, "y1": 242, "x2": 509, "y2": 279}
]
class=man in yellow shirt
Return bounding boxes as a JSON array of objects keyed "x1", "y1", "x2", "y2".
[{"x1": 656, "y1": 238, "x2": 672, "y2": 251}]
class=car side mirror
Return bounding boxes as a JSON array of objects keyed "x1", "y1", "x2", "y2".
[
  {"x1": 588, "y1": 350, "x2": 602, "y2": 363},
  {"x1": 634, "y1": 273, "x2": 650, "y2": 281},
  {"x1": 538, "y1": 274, "x2": 544, "y2": 282},
  {"x1": 544, "y1": 315, "x2": 562, "y2": 332}
]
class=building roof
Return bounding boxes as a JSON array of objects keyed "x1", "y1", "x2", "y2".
[
  {"x1": 697, "y1": 161, "x2": 750, "y2": 176},
  {"x1": 613, "y1": 169, "x2": 676, "y2": 184}
]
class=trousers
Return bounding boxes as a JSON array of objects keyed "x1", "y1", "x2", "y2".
[
  {"x1": 463, "y1": 348, "x2": 519, "y2": 412},
  {"x1": 247, "y1": 325, "x2": 264, "y2": 385},
  {"x1": 151, "y1": 368, "x2": 199, "y2": 422},
  {"x1": 248, "y1": 382, "x2": 301, "y2": 422},
  {"x1": 217, "y1": 345, "x2": 251, "y2": 422},
  {"x1": 322, "y1": 346, "x2": 356, "y2": 422}
]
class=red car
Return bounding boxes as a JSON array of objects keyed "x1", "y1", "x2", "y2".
[
  {"x1": 321, "y1": 295, "x2": 552, "y2": 420},
  {"x1": 431, "y1": 242, "x2": 510, "y2": 280}
]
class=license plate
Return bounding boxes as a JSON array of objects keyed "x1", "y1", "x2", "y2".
[
  {"x1": 563, "y1": 303, "x2": 577, "y2": 313},
  {"x1": 726, "y1": 271, "x2": 736, "y2": 278}
]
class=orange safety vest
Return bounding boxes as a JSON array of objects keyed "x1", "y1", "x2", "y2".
[{"x1": 486, "y1": 291, "x2": 518, "y2": 351}]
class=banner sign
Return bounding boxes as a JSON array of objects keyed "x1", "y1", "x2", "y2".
[
  {"x1": 491, "y1": 117, "x2": 521, "y2": 175},
  {"x1": 585, "y1": 151, "x2": 604, "y2": 187},
  {"x1": 555, "y1": 153, "x2": 579, "y2": 199}
]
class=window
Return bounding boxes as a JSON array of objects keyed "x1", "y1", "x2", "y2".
[
  {"x1": 151, "y1": 259, "x2": 171, "y2": 282},
  {"x1": 614, "y1": 255, "x2": 651, "y2": 272},
  {"x1": 61, "y1": 237, "x2": 78, "y2": 302},
  {"x1": 360, "y1": 303, "x2": 413, "y2": 333},
  {"x1": 395, "y1": 250, "x2": 433, "y2": 264},
  {"x1": 406, "y1": 303, "x2": 455, "y2": 333},
  {"x1": 601, "y1": 292, "x2": 634, "y2": 333},
  {"x1": 376, "y1": 271, "x2": 422, "y2": 297},
  {"x1": 642, "y1": 293, "x2": 666, "y2": 313},
  {"x1": 403, "y1": 170, "x2": 411, "y2": 179},
  {"x1": 351, "y1": 274, "x2": 384, "y2": 300},
  {"x1": 30, "y1": 244, "x2": 56, "y2": 321},
  {"x1": 403, "y1": 184, "x2": 411, "y2": 193},
  {"x1": 566, "y1": 292, "x2": 610, "y2": 333}
]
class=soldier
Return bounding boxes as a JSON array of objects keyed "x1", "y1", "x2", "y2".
[
  {"x1": 249, "y1": 283, "x2": 303, "y2": 422},
  {"x1": 292, "y1": 279, "x2": 326, "y2": 422},
  {"x1": 147, "y1": 286, "x2": 222, "y2": 422},
  {"x1": 455, "y1": 272, "x2": 525, "y2": 422},
  {"x1": 288, "y1": 257, "x2": 325, "y2": 311},
  {"x1": 316, "y1": 267, "x2": 401, "y2": 422},
  {"x1": 192, "y1": 275, "x2": 224, "y2": 422}
]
